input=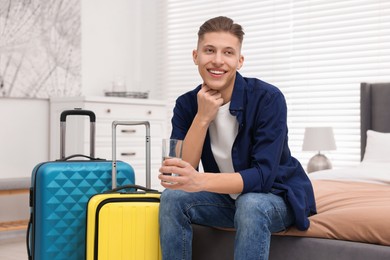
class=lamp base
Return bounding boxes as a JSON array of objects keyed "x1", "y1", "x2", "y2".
[{"x1": 307, "y1": 153, "x2": 332, "y2": 173}]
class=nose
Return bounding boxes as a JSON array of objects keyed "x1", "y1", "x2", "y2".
[{"x1": 212, "y1": 51, "x2": 224, "y2": 65}]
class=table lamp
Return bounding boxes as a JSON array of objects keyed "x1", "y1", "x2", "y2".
[{"x1": 302, "y1": 127, "x2": 336, "y2": 173}]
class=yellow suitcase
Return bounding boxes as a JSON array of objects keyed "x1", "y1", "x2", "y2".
[
  {"x1": 86, "y1": 121, "x2": 161, "y2": 260},
  {"x1": 86, "y1": 185, "x2": 161, "y2": 260}
]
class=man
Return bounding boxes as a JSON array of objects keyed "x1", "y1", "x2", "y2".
[{"x1": 158, "y1": 16, "x2": 316, "y2": 260}]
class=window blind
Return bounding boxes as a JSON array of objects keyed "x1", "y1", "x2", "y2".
[{"x1": 160, "y1": 0, "x2": 390, "y2": 169}]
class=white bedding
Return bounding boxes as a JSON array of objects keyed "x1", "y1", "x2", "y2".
[{"x1": 308, "y1": 162, "x2": 390, "y2": 185}]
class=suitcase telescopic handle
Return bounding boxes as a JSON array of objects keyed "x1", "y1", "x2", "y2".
[
  {"x1": 112, "y1": 121, "x2": 151, "y2": 189},
  {"x1": 60, "y1": 109, "x2": 96, "y2": 122},
  {"x1": 60, "y1": 109, "x2": 96, "y2": 159}
]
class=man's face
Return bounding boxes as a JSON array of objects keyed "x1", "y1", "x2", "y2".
[{"x1": 193, "y1": 32, "x2": 244, "y2": 95}]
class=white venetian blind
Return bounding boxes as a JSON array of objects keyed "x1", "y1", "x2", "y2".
[{"x1": 160, "y1": 0, "x2": 390, "y2": 169}]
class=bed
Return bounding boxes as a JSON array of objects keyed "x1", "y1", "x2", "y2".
[{"x1": 192, "y1": 82, "x2": 390, "y2": 260}]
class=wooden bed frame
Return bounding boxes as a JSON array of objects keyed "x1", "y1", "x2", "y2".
[{"x1": 192, "y1": 82, "x2": 390, "y2": 260}]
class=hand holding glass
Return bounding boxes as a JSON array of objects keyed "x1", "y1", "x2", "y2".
[{"x1": 162, "y1": 139, "x2": 183, "y2": 180}]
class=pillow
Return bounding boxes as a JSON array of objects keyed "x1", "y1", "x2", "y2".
[{"x1": 362, "y1": 130, "x2": 390, "y2": 163}]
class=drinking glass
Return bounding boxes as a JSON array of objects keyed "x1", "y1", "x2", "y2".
[{"x1": 162, "y1": 138, "x2": 183, "y2": 179}]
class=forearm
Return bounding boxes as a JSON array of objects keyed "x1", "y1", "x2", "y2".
[
  {"x1": 182, "y1": 114, "x2": 210, "y2": 168},
  {"x1": 200, "y1": 172, "x2": 244, "y2": 194},
  {"x1": 159, "y1": 158, "x2": 244, "y2": 194}
]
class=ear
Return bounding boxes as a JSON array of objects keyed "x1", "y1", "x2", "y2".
[
  {"x1": 192, "y1": 49, "x2": 198, "y2": 65},
  {"x1": 237, "y1": 54, "x2": 244, "y2": 70}
]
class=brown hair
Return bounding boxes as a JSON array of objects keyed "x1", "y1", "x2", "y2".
[{"x1": 198, "y1": 16, "x2": 245, "y2": 45}]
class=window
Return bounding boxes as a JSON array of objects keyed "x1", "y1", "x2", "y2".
[{"x1": 160, "y1": 0, "x2": 390, "y2": 169}]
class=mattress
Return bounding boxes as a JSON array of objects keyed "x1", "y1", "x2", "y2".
[
  {"x1": 274, "y1": 161, "x2": 390, "y2": 244},
  {"x1": 276, "y1": 178, "x2": 390, "y2": 246}
]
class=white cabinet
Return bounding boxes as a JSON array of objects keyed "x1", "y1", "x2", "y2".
[{"x1": 50, "y1": 96, "x2": 167, "y2": 190}]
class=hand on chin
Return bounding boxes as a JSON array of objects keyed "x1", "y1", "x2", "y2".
[{"x1": 203, "y1": 81, "x2": 224, "y2": 92}]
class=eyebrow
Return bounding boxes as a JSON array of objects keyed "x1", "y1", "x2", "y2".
[{"x1": 202, "y1": 45, "x2": 236, "y2": 51}]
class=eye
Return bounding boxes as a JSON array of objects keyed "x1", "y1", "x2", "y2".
[
  {"x1": 225, "y1": 49, "x2": 235, "y2": 55},
  {"x1": 205, "y1": 48, "x2": 214, "y2": 54}
]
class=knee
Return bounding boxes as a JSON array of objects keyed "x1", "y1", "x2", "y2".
[
  {"x1": 160, "y1": 189, "x2": 191, "y2": 213},
  {"x1": 160, "y1": 189, "x2": 179, "y2": 203},
  {"x1": 159, "y1": 189, "x2": 194, "y2": 226},
  {"x1": 234, "y1": 193, "x2": 272, "y2": 227}
]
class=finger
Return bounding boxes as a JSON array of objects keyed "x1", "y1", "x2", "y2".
[
  {"x1": 199, "y1": 85, "x2": 209, "y2": 94},
  {"x1": 200, "y1": 89, "x2": 215, "y2": 99},
  {"x1": 160, "y1": 165, "x2": 183, "y2": 178},
  {"x1": 159, "y1": 174, "x2": 181, "y2": 187},
  {"x1": 211, "y1": 91, "x2": 222, "y2": 99},
  {"x1": 162, "y1": 157, "x2": 182, "y2": 166},
  {"x1": 203, "y1": 88, "x2": 222, "y2": 99},
  {"x1": 160, "y1": 181, "x2": 180, "y2": 190}
]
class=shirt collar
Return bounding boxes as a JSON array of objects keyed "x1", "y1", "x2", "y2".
[{"x1": 229, "y1": 72, "x2": 246, "y2": 113}]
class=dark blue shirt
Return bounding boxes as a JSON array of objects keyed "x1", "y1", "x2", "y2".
[{"x1": 170, "y1": 72, "x2": 317, "y2": 230}]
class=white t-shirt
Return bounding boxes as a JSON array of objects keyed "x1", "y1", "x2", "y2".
[{"x1": 208, "y1": 102, "x2": 240, "y2": 199}]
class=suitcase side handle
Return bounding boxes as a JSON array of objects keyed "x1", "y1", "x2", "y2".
[
  {"x1": 60, "y1": 109, "x2": 96, "y2": 159},
  {"x1": 112, "y1": 121, "x2": 151, "y2": 189},
  {"x1": 26, "y1": 213, "x2": 32, "y2": 259}
]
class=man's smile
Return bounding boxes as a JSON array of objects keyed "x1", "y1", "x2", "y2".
[{"x1": 208, "y1": 69, "x2": 226, "y2": 76}]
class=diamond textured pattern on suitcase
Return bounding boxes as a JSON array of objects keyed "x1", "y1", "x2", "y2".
[{"x1": 34, "y1": 161, "x2": 134, "y2": 259}]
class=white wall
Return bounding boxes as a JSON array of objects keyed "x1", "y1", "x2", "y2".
[
  {"x1": 0, "y1": 0, "x2": 162, "y2": 179},
  {"x1": 81, "y1": 0, "x2": 161, "y2": 99},
  {"x1": 0, "y1": 99, "x2": 49, "y2": 179}
]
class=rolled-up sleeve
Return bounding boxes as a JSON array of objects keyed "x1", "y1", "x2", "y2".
[{"x1": 237, "y1": 92, "x2": 288, "y2": 194}]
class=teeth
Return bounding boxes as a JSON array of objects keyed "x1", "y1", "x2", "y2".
[{"x1": 209, "y1": 70, "x2": 224, "y2": 75}]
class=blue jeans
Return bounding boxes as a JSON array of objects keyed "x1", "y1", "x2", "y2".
[{"x1": 159, "y1": 189, "x2": 294, "y2": 260}]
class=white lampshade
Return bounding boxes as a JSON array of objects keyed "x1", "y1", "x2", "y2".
[{"x1": 302, "y1": 127, "x2": 336, "y2": 152}]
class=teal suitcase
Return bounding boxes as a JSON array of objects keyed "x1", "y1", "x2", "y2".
[{"x1": 27, "y1": 110, "x2": 135, "y2": 260}]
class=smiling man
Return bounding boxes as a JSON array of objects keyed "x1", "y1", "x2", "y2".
[{"x1": 158, "y1": 16, "x2": 316, "y2": 260}]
